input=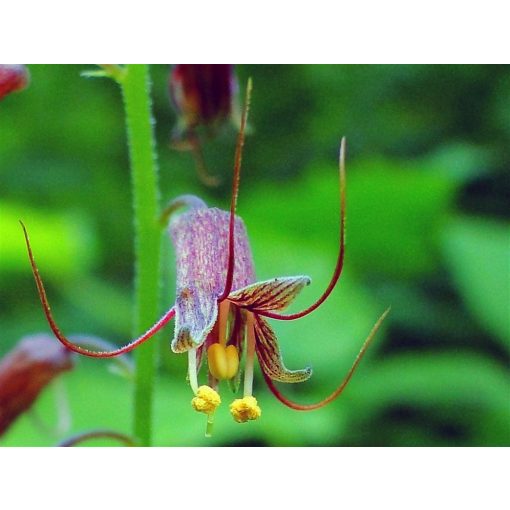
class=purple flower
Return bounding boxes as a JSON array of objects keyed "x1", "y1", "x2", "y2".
[
  {"x1": 22, "y1": 82, "x2": 388, "y2": 431},
  {"x1": 0, "y1": 65, "x2": 29, "y2": 100}
]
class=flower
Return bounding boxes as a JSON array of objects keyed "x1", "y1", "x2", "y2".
[
  {"x1": 0, "y1": 334, "x2": 74, "y2": 436},
  {"x1": 169, "y1": 64, "x2": 239, "y2": 186},
  {"x1": 170, "y1": 64, "x2": 236, "y2": 144},
  {"x1": 0, "y1": 65, "x2": 29, "y2": 100},
  {"x1": 21, "y1": 81, "x2": 389, "y2": 435}
]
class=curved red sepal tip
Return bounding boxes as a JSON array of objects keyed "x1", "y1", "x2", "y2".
[
  {"x1": 20, "y1": 220, "x2": 175, "y2": 358},
  {"x1": 218, "y1": 78, "x2": 252, "y2": 302},
  {"x1": 253, "y1": 137, "x2": 347, "y2": 322},
  {"x1": 262, "y1": 307, "x2": 390, "y2": 410}
]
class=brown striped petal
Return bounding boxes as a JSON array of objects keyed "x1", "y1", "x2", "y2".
[
  {"x1": 228, "y1": 276, "x2": 311, "y2": 312},
  {"x1": 254, "y1": 315, "x2": 312, "y2": 383}
]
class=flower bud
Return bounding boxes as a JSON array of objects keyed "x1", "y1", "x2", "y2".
[
  {"x1": 169, "y1": 64, "x2": 236, "y2": 149},
  {"x1": 0, "y1": 334, "x2": 74, "y2": 436},
  {"x1": 0, "y1": 65, "x2": 29, "y2": 100}
]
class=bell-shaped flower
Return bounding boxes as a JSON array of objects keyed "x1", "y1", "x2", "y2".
[{"x1": 22, "y1": 81, "x2": 388, "y2": 435}]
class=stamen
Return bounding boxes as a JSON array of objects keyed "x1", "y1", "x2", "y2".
[
  {"x1": 218, "y1": 78, "x2": 253, "y2": 301},
  {"x1": 191, "y1": 385, "x2": 221, "y2": 414},
  {"x1": 20, "y1": 221, "x2": 175, "y2": 357},
  {"x1": 218, "y1": 300, "x2": 231, "y2": 346},
  {"x1": 225, "y1": 345, "x2": 240, "y2": 379},
  {"x1": 230, "y1": 396, "x2": 261, "y2": 423},
  {"x1": 191, "y1": 385, "x2": 221, "y2": 436},
  {"x1": 262, "y1": 307, "x2": 390, "y2": 410},
  {"x1": 205, "y1": 414, "x2": 215, "y2": 437},
  {"x1": 252, "y1": 137, "x2": 347, "y2": 321},
  {"x1": 243, "y1": 312, "x2": 256, "y2": 397},
  {"x1": 207, "y1": 343, "x2": 240, "y2": 380},
  {"x1": 188, "y1": 348, "x2": 199, "y2": 394}
]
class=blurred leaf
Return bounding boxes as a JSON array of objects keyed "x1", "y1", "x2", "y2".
[
  {"x1": 243, "y1": 157, "x2": 459, "y2": 280},
  {"x1": 424, "y1": 142, "x2": 495, "y2": 182},
  {"x1": 0, "y1": 201, "x2": 97, "y2": 279},
  {"x1": 346, "y1": 158, "x2": 459, "y2": 278},
  {"x1": 355, "y1": 351, "x2": 509, "y2": 410},
  {"x1": 61, "y1": 277, "x2": 133, "y2": 336},
  {"x1": 350, "y1": 351, "x2": 510, "y2": 445},
  {"x1": 442, "y1": 217, "x2": 510, "y2": 349}
]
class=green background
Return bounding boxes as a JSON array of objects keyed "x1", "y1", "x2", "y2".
[{"x1": 1, "y1": 64, "x2": 509, "y2": 446}]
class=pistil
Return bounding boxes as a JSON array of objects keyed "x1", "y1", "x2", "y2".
[{"x1": 243, "y1": 312, "x2": 256, "y2": 397}]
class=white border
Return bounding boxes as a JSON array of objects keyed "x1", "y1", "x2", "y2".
[
  {"x1": 0, "y1": 448, "x2": 507, "y2": 509},
  {"x1": 2, "y1": 1, "x2": 508, "y2": 63}
]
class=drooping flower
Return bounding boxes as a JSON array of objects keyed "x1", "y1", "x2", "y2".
[
  {"x1": 0, "y1": 64, "x2": 29, "y2": 100},
  {"x1": 22, "y1": 80, "x2": 389, "y2": 435},
  {"x1": 0, "y1": 334, "x2": 74, "y2": 436},
  {"x1": 169, "y1": 64, "x2": 239, "y2": 185},
  {"x1": 170, "y1": 64, "x2": 236, "y2": 144}
]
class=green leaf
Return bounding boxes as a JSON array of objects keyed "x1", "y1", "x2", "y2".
[
  {"x1": 351, "y1": 351, "x2": 510, "y2": 445},
  {"x1": 442, "y1": 217, "x2": 510, "y2": 349},
  {"x1": 0, "y1": 202, "x2": 97, "y2": 279}
]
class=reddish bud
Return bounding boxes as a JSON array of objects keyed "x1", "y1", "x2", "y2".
[
  {"x1": 0, "y1": 334, "x2": 74, "y2": 436},
  {"x1": 170, "y1": 64, "x2": 237, "y2": 147},
  {"x1": 0, "y1": 65, "x2": 29, "y2": 100}
]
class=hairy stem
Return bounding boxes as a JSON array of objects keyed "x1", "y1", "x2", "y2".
[{"x1": 119, "y1": 65, "x2": 161, "y2": 446}]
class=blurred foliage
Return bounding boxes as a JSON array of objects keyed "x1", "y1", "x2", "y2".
[{"x1": 0, "y1": 65, "x2": 508, "y2": 446}]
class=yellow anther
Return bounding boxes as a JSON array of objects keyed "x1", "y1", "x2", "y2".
[
  {"x1": 230, "y1": 396, "x2": 262, "y2": 423},
  {"x1": 208, "y1": 343, "x2": 239, "y2": 380},
  {"x1": 225, "y1": 345, "x2": 240, "y2": 379},
  {"x1": 191, "y1": 385, "x2": 221, "y2": 415}
]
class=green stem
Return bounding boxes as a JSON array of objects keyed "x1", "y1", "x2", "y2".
[{"x1": 119, "y1": 65, "x2": 161, "y2": 446}]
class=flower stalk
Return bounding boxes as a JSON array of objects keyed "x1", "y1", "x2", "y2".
[{"x1": 118, "y1": 65, "x2": 161, "y2": 446}]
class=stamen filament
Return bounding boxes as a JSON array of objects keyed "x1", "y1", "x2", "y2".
[
  {"x1": 188, "y1": 348, "x2": 199, "y2": 394},
  {"x1": 205, "y1": 414, "x2": 215, "y2": 437},
  {"x1": 218, "y1": 300, "x2": 231, "y2": 346},
  {"x1": 243, "y1": 312, "x2": 256, "y2": 397}
]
